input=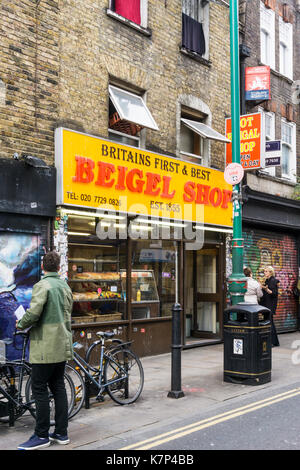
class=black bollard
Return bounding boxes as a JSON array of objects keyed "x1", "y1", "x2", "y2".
[{"x1": 168, "y1": 303, "x2": 184, "y2": 399}]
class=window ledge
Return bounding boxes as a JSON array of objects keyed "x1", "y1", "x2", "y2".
[
  {"x1": 258, "y1": 62, "x2": 293, "y2": 83},
  {"x1": 256, "y1": 169, "x2": 296, "y2": 186},
  {"x1": 180, "y1": 47, "x2": 211, "y2": 67},
  {"x1": 106, "y1": 9, "x2": 152, "y2": 37}
]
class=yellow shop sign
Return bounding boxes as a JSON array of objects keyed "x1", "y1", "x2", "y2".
[{"x1": 55, "y1": 128, "x2": 233, "y2": 227}]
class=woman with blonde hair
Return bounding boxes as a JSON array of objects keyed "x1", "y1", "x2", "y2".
[{"x1": 260, "y1": 266, "x2": 280, "y2": 347}]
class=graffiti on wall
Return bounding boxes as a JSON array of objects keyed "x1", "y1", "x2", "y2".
[
  {"x1": 243, "y1": 231, "x2": 298, "y2": 330},
  {"x1": 0, "y1": 233, "x2": 42, "y2": 360}
]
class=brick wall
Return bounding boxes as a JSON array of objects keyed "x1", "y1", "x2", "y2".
[
  {"x1": 0, "y1": 0, "x2": 59, "y2": 165},
  {"x1": 0, "y1": 0, "x2": 232, "y2": 170},
  {"x1": 240, "y1": 0, "x2": 299, "y2": 189}
]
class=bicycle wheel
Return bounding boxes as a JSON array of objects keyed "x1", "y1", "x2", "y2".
[
  {"x1": 25, "y1": 371, "x2": 75, "y2": 423},
  {"x1": 64, "y1": 364, "x2": 85, "y2": 419},
  {"x1": 104, "y1": 348, "x2": 144, "y2": 405},
  {"x1": 85, "y1": 338, "x2": 122, "y2": 367},
  {"x1": 0, "y1": 365, "x2": 31, "y2": 421}
]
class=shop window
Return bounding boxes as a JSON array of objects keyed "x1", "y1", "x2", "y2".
[
  {"x1": 109, "y1": 0, "x2": 148, "y2": 28},
  {"x1": 260, "y1": 2, "x2": 275, "y2": 69},
  {"x1": 108, "y1": 84, "x2": 159, "y2": 147},
  {"x1": 67, "y1": 214, "x2": 128, "y2": 324},
  {"x1": 279, "y1": 17, "x2": 293, "y2": 80},
  {"x1": 130, "y1": 240, "x2": 177, "y2": 319},
  {"x1": 182, "y1": 0, "x2": 209, "y2": 59},
  {"x1": 281, "y1": 120, "x2": 296, "y2": 181}
]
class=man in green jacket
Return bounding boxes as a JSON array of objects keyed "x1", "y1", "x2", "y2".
[{"x1": 17, "y1": 251, "x2": 73, "y2": 450}]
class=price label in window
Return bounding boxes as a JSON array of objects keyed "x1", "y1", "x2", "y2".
[
  {"x1": 140, "y1": 284, "x2": 149, "y2": 292},
  {"x1": 110, "y1": 285, "x2": 117, "y2": 292}
]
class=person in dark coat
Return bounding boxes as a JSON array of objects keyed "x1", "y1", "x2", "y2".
[{"x1": 260, "y1": 266, "x2": 280, "y2": 347}]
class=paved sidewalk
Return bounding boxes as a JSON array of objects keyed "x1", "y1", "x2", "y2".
[{"x1": 1, "y1": 331, "x2": 300, "y2": 450}]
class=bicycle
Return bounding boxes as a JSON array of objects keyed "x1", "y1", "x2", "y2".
[
  {"x1": 0, "y1": 330, "x2": 75, "y2": 427},
  {"x1": 66, "y1": 330, "x2": 144, "y2": 418}
]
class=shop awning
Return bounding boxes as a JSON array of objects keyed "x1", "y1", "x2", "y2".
[
  {"x1": 181, "y1": 118, "x2": 230, "y2": 143},
  {"x1": 109, "y1": 85, "x2": 159, "y2": 131}
]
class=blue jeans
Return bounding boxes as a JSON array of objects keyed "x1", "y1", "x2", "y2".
[{"x1": 31, "y1": 362, "x2": 68, "y2": 438}]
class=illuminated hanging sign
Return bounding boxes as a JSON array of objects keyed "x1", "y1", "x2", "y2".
[
  {"x1": 225, "y1": 113, "x2": 263, "y2": 170},
  {"x1": 55, "y1": 128, "x2": 233, "y2": 227},
  {"x1": 245, "y1": 66, "x2": 271, "y2": 101}
]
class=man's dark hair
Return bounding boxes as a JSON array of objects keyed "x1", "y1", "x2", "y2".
[{"x1": 43, "y1": 251, "x2": 60, "y2": 272}]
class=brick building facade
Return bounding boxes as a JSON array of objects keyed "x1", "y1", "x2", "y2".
[
  {"x1": 0, "y1": 0, "x2": 232, "y2": 169},
  {"x1": 239, "y1": 0, "x2": 299, "y2": 195},
  {"x1": 239, "y1": 0, "x2": 300, "y2": 335}
]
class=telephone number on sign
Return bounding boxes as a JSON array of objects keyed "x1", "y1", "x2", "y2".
[{"x1": 66, "y1": 191, "x2": 122, "y2": 207}]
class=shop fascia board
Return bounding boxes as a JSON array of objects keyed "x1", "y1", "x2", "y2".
[
  {"x1": 243, "y1": 185, "x2": 300, "y2": 210},
  {"x1": 242, "y1": 186, "x2": 300, "y2": 230}
]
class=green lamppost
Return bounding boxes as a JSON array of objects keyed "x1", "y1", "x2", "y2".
[{"x1": 228, "y1": 0, "x2": 247, "y2": 305}]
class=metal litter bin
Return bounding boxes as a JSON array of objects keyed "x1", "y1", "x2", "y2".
[{"x1": 223, "y1": 303, "x2": 271, "y2": 385}]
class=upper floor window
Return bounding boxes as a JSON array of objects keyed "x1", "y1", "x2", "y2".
[
  {"x1": 182, "y1": 0, "x2": 209, "y2": 60},
  {"x1": 259, "y1": 108, "x2": 275, "y2": 176},
  {"x1": 108, "y1": 85, "x2": 158, "y2": 147},
  {"x1": 109, "y1": 0, "x2": 148, "y2": 28},
  {"x1": 180, "y1": 111, "x2": 229, "y2": 166},
  {"x1": 260, "y1": 2, "x2": 275, "y2": 69},
  {"x1": 281, "y1": 120, "x2": 296, "y2": 181},
  {"x1": 279, "y1": 17, "x2": 293, "y2": 80}
]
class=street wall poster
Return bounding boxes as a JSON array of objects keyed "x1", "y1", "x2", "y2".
[
  {"x1": 245, "y1": 66, "x2": 271, "y2": 101},
  {"x1": 225, "y1": 112, "x2": 263, "y2": 170},
  {"x1": 55, "y1": 128, "x2": 233, "y2": 228}
]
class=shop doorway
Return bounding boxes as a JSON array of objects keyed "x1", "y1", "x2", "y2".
[{"x1": 184, "y1": 245, "x2": 223, "y2": 344}]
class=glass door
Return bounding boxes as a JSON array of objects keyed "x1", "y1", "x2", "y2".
[{"x1": 184, "y1": 246, "x2": 222, "y2": 342}]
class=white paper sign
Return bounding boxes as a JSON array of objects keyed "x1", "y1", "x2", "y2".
[
  {"x1": 15, "y1": 305, "x2": 26, "y2": 321},
  {"x1": 233, "y1": 338, "x2": 243, "y2": 355}
]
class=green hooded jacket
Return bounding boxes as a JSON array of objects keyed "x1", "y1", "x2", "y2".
[{"x1": 17, "y1": 272, "x2": 74, "y2": 364}]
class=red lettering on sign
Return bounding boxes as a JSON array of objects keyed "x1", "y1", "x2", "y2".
[
  {"x1": 196, "y1": 184, "x2": 210, "y2": 205},
  {"x1": 183, "y1": 182, "x2": 196, "y2": 202},
  {"x1": 161, "y1": 176, "x2": 176, "y2": 199},
  {"x1": 209, "y1": 187, "x2": 222, "y2": 207},
  {"x1": 126, "y1": 169, "x2": 145, "y2": 193},
  {"x1": 72, "y1": 156, "x2": 95, "y2": 183},
  {"x1": 115, "y1": 165, "x2": 128, "y2": 190},
  {"x1": 95, "y1": 162, "x2": 115, "y2": 187},
  {"x1": 144, "y1": 172, "x2": 161, "y2": 196}
]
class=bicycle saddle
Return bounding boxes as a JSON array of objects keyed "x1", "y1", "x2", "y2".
[{"x1": 96, "y1": 331, "x2": 115, "y2": 339}]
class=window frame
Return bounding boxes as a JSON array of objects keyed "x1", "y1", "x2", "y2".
[
  {"x1": 108, "y1": 0, "x2": 148, "y2": 29},
  {"x1": 279, "y1": 17, "x2": 293, "y2": 80},
  {"x1": 260, "y1": 2, "x2": 275, "y2": 70},
  {"x1": 259, "y1": 107, "x2": 276, "y2": 177},
  {"x1": 281, "y1": 119, "x2": 296, "y2": 181},
  {"x1": 181, "y1": 0, "x2": 210, "y2": 61},
  {"x1": 108, "y1": 84, "x2": 159, "y2": 131}
]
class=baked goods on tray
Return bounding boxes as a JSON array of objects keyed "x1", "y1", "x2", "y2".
[{"x1": 74, "y1": 272, "x2": 119, "y2": 280}]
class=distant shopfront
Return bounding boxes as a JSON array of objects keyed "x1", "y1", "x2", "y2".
[
  {"x1": 243, "y1": 185, "x2": 300, "y2": 334},
  {"x1": 55, "y1": 128, "x2": 233, "y2": 356},
  {"x1": 0, "y1": 158, "x2": 56, "y2": 359}
]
